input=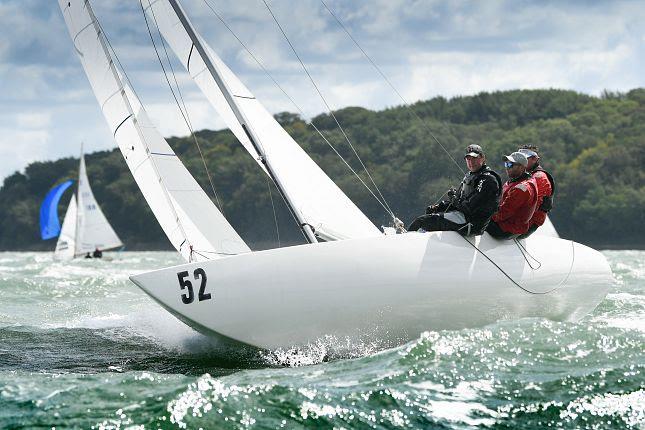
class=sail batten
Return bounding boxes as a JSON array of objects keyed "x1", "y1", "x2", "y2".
[
  {"x1": 147, "y1": 0, "x2": 381, "y2": 241},
  {"x1": 59, "y1": 0, "x2": 250, "y2": 262}
]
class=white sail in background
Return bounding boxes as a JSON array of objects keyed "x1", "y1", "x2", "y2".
[
  {"x1": 75, "y1": 153, "x2": 123, "y2": 255},
  {"x1": 54, "y1": 197, "x2": 77, "y2": 260},
  {"x1": 145, "y1": 0, "x2": 381, "y2": 241},
  {"x1": 59, "y1": 0, "x2": 251, "y2": 262}
]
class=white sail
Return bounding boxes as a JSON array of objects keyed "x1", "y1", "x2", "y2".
[
  {"x1": 145, "y1": 0, "x2": 381, "y2": 241},
  {"x1": 54, "y1": 197, "x2": 77, "y2": 260},
  {"x1": 75, "y1": 152, "x2": 123, "y2": 255},
  {"x1": 59, "y1": 0, "x2": 251, "y2": 262},
  {"x1": 535, "y1": 216, "x2": 559, "y2": 238}
]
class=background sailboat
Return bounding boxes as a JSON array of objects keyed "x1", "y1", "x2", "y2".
[{"x1": 40, "y1": 146, "x2": 123, "y2": 259}]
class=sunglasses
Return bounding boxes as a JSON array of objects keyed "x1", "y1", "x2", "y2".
[{"x1": 504, "y1": 161, "x2": 515, "y2": 169}]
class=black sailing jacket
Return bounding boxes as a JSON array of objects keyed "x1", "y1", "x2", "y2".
[{"x1": 435, "y1": 164, "x2": 502, "y2": 234}]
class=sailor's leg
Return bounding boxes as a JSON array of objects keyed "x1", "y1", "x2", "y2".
[
  {"x1": 408, "y1": 213, "x2": 464, "y2": 232},
  {"x1": 485, "y1": 220, "x2": 516, "y2": 239},
  {"x1": 408, "y1": 215, "x2": 431, "y2": 231}
]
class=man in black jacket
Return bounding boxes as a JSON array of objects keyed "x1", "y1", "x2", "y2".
[{"x1": 408, "y1": 144, "x2": 502, "y2": 236}]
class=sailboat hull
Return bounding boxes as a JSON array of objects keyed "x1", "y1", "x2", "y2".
[{"x1": 129, "y1": 233, "x2": 612, "y2": 351}]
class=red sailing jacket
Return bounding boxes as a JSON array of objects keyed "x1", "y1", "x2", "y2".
[
  {"x1": 492, "y1": 173, "x2": 539, "y2": 234},
  {"x1": 529, "y1": 170, "x2": 553, "y2": 227},
  {"x1": 528, "y1": 167, "x2": 553, "y2": 227}
]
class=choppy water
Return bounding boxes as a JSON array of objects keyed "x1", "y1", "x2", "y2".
[{"x1": 0, "y1": 250, "x2": 642, "y2": 429}]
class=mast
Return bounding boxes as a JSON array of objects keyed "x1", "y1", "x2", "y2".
[
  {"x1": 74, "y1": 143, "x2": 83, "y2": 257},
  {"x1": 166, "y1": 0, "x2": 318, "y2": 244}
]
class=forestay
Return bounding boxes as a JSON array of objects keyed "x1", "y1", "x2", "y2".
[
  {"x1": 145, "y1": 0, "x2": 381, "y2": 241},
  {"x1": 74, "y1": 153, "x2": 123, "y2": 255},
  {"x1": 55, "y1": 197, "x2": 77, "y2": 260},
  {"x1": 59, "y1": 0, "x2": 250, "y2": 262}
]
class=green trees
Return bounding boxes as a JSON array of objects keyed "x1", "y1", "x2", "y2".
[{"x1": 1, "y1": 88, "x2": 643, "y2": 250}]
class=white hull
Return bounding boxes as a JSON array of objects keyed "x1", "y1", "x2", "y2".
[{"x1": 130, "y1": 232, "x2": 612, "y2": 351}]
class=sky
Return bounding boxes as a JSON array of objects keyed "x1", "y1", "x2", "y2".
[{"x1": 1, "y1": 0, "x2": 645, "y2": 182}]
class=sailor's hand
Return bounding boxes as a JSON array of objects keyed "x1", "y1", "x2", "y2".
[
  {"x1": 447, "y1": 187, "x2": 457, "y2": 199},
  {"x1": 426, "y1": 204, "x2": 439, "y2": 214}
]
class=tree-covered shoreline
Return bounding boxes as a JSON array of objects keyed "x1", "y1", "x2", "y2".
[{"x1": 1, "y1": 89, "x2": 643, "y2": 251}]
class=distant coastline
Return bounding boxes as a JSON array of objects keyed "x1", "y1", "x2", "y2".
[{"x1": 1, "y1": 89, "x2": 644, "y2": 251}]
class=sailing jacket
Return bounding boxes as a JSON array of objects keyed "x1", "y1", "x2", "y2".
[
  {"x1": 528, "y1": 164, "x2": 555, "y2": 227},
  {"x1": 492, "y1": 172, "x2": 539, "y2": 235},
  {"x1": 433, "y1": 164, "x2": 502, "y2": 235}
]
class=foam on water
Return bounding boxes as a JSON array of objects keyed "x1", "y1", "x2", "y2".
[{"x1": 0, "y1": 250, "x2": 642, "y2": 428}]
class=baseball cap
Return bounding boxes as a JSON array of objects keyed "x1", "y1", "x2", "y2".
[
  {"x1": 464, "y1": 144, "x2": 484, "y2": 158},
  {"x1": 519, "y1": 148, "x2": 538, "y2": 158},
  {"x1": 502, "y1": 151, "x2": 528, "y2": 167}
]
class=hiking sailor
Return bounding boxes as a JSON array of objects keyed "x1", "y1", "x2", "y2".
[
  {"x1": 408, "y1": 144, "x2": 502, "y2": 236},
  {"x1": 486, "y1": 151, "x2": 539, "y2": 239},
  {"x1": 517, "y1": 145, "x2": 555, "y2": 238}
]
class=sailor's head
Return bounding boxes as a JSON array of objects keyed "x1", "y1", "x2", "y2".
[
  {"x1": 518, "y1": 145, "x2": 540, "y2": 169},
  {"x1": 502, "y1": 151, "x2": 528, "y2": 179},
  {"x1": 464, "y1": 144, "x2": 485, "y2": 172}
]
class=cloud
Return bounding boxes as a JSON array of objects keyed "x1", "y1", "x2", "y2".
[
  {"x1": 16, "y1": 113, "x2": 52, "y2": 129},
  {"x1": 2, "y1": 0, "x2": 645, "y2": 183}
]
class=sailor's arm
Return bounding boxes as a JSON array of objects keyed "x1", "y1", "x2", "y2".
[
  {"x1": 494, "y1": 187, "x2": 529, "y2": 222},
  {"x1": 457, "y1": 175, "x2": 499, "y2": 216}
]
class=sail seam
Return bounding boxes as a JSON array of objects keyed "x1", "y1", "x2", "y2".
[
  {"x1": 72, "y1": 21, "x2": 94, "y2": 56},
  {"x1": 101, "y1": 87, "x2": 123, "y2": 112}
]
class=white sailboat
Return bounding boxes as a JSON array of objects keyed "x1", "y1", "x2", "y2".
[
  {"x1": 59, "y1": 0, "x2": 612, "y2": 351},
  {"x1": 54, "y1": 147, "x2": 123, "y2": 259}
]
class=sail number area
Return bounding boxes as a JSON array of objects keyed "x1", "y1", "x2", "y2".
[{"x1": 177, "y1": 268, "x2": 211, "y2": 304}]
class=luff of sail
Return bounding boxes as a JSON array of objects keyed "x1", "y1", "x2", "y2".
[
  {"x1": 55, "y1": 196, "x2": 77, "y2": 260},
  {"x1": 59, "y1": 0, "x2": 250, "y2": 262},
  {"x1": 145, "y1": 0, "x2": 381, "y2": 241},
  {"x1": 75, "y1": 153, "x2": 123, "y2": 256}
]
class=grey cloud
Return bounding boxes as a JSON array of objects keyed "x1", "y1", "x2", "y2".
[{"x1": 2, "y1": 0, "x2": 645, "y2": 182}]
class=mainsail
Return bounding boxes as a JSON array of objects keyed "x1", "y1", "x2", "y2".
[
  {"x1": 59, "y1": 0, "x2": 251, "y2": 262},
  {"x1": 74, "y1": 152, "x2": 123, "y2": 255},
  {"x1": 145, "y1": 0, "x2": 381, "y2": 241}
]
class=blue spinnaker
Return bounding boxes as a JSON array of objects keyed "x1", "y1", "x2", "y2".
[{"x1": 39, "y1": 180, "x2": 74, "y2": 240}]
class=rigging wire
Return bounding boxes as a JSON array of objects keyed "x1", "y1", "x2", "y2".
[
  {"x1": 260, "y1": 0, "x2": 396, "y2": 220},
  {"x1": 458, "y1": 235, "x2": 565, "y2": 295},
  {"x1": 513, "y1": 238, "x2": 542, "y2": 270},
  {"x1": 318, "y1": 1, "x2": 569, "y2": 294},
  {"x1": 89, "y1": 4, "x2": 196, "y2": 260},
  {"x1": 139, "y1": 0, "x2": 226, "y2": 215},
  {"x1": 266, "y1": 177, "x2": 281, "y2": 247},
  {"x1": 200, "y1": 0, "x2": 396, "y2": 219},
  {"x1": 320, "y1": 0, "x2": 465, "y2": 177}
]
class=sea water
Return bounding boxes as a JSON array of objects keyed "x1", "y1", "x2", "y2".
[{"x1": 0, "y1": 251, "x2": 642, "y2": 429}]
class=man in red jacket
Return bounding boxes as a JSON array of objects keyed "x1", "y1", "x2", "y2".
[
  {"x1": 518, "y1": 146, "x2": 555, "y2": 238},
  {"x1": 486, "y1": 152, "x2": 539, "y2": 239}
]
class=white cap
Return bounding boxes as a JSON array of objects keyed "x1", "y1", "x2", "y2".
[{"x1": 503, "y1": 151, "x2": 528, "y2": 167}]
